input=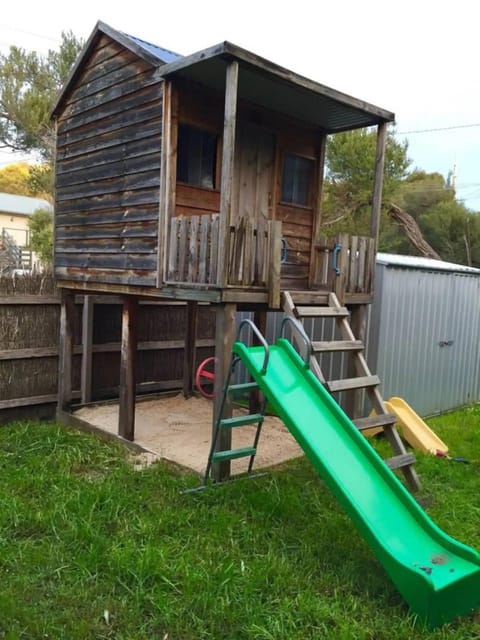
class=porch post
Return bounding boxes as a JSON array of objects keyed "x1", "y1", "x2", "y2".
[
  {"x1": 217, "y1": 60, "x2": 239, "y2": 287},
  {"x1": 309, "y1": 131, "x2": 328, "y2": 287},
  {"x1": 370, "y1": 121, "x2": 388, "y2": 244}
]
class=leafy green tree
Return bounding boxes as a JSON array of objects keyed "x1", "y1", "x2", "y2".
[
  {"x1": 28, "y1": 208, "x2": 53, "y2": 268},
  {"x1": 0, "y1": 31, "x2": 83, "y2": 160},
  {"x1": 323, "y1": 127, "x2": 410, "y2": 236}
]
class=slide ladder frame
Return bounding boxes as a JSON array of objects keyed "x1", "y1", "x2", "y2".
[{"x1": 282, "y1": 290, "x2": 420, "y2": 491}]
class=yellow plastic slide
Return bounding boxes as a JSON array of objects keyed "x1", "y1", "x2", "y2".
[{"x1": 366, "y1": 397, "x2": 448, "y2": 456}]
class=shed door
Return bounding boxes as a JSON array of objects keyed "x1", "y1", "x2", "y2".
[{"x1": 233, "y1": 124, "x2": 276, "y2": 226}]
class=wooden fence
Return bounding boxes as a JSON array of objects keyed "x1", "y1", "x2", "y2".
[{"x1": 0, "y1": 273, "x2": 215, "y2": 423}]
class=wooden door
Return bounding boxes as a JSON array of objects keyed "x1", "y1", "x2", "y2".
[{"x1": 232, "y1": 124, "x2": 276, "y2": 227}]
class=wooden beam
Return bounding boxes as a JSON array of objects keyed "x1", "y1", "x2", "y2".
[
  {"x1": 119, "y1": 296, "x2": 138, "y2": 441},
  {"x1": 370, "y1": 122, "x2": 388, "y2": 243},
  {"x1": 212, "y1": 303, "x2": 237, "y2": 481},
  {"x1": 80, "y1": 295, "x2": 94, "y2": 404},
  {"x1": 182, "y1": 301, "x2": 198, "y2": 398},
  {"x1": 268, "y1": 220, "x2": 282, "y2": 308},
  {"x1": 217, "y1": 60, "x2": 239, "y2": 287},
  {"x1": 249, "y1": 310, "x2": 267, "y2": 414},
  {"x1": 345, "y1": 304, "x2": 368, "y2": 419},
  {"x1": 309, "y1": 132, "x2": 327, "y2": 287},
  {"x1": 157, "y1": 80, "x2": 178, "y2": 286},
  {"x1": 57, "y1": 289, "x2": 75, "y2": 413}
]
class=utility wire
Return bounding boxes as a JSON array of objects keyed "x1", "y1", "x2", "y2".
[
  {"x1": 0, "y1": 24, "x2": 60, "y2": 43},
  {"x1": 397, "y1": 123, "x2": 480, "y2": 135}
]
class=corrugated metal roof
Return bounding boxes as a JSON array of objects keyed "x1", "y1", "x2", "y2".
[
  {"x1": 122, "y1": 33, "x2": 181, "y2": 64},
  {"x1": 0, "y1": 192, "x2": 52, "y2": 216},
  {"x1": 376, "y1": 252, "x2": 480, "y2": 274}
]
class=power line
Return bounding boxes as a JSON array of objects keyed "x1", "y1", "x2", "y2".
[
  {"x1": 0, "y1": 24, "x2": 60, "y2": 43},
  {"x1": 397, "y1": 122, "x2": 480, "y2": 135}
]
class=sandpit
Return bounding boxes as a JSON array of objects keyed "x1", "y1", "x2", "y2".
[{"x1": 74, "y1": 393, "x2": 303, "y2": 475}]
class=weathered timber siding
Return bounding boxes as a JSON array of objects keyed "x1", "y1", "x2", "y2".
[{"x1": 55, "y1": 35, "x2": 163, "y2": 287}]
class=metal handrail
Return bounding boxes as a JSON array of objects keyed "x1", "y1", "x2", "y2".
[
  {"x1": 280, "y1": 316, "x2": 313, "y2": 366},
  {"x1": 236, "y1": 318, "x2": 270, "y2": 373}
]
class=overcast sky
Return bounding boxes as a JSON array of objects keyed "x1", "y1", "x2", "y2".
[{"x1": 1, "y1": 0, "x2": 479, "y2": 208}]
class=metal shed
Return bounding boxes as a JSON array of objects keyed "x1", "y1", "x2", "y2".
[{"x1": 367, "y1": 253, "x2": 480, "y2": 416}]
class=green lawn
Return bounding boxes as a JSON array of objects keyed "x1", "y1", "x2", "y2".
[{"x1": 1, "y1": 411, "x2": 480, "y2": 639}]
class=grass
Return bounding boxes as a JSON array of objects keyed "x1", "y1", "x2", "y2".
[{"x1": 1, "y1": 411, "x2": 480, "y2": 639}]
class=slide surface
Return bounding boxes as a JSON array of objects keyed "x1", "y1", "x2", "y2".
[
  {"x1": 233, "y1": 338, "x2": 480, "y2": 627},
  {"x1": 385, "y1": 397, "x2": 449, "y2": 456}
]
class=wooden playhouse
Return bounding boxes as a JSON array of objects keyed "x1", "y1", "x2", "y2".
[{"x1": 52, "y1": 21, "x2": 419, "y2": 489}]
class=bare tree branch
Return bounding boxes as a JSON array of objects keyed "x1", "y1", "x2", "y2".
[{"x1": 388, "y1": 203, "x2": 441, "y2": 260}]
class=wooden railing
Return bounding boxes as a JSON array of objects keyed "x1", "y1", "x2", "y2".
[
  {"x1": 167, "y1": 214, "x2": 220, "y2": 285},
  {"x1": 313, "y1": 233, "x2": 376, "y2": 302},
  {"x1": 166, "y1": 215, "x2": 281, "y2": 303}
]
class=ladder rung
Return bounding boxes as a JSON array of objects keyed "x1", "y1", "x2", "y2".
[
  {"x1": 211, "y1": 447, "x2": 257, "y2": 462},
  {"x1": 312, "y1": 340, "x2": 363, "y2": 353},
  {"x1": 228, "y1": 382, "x2": 259, "y2": 394},
  {"x1": 328, "y1": 375, "x2": 380, "y2": 393},
  {"x1": 296, "y1": 306, "x2": 349, "y2": 318},
  {"x1": 353, "y1": 413, "x2": 397, "y2": 431},
  {"x1": 385, "y1": 453, "x2": 416, "y2": 470},
  {"x1": 219, "y1": 414, "x2": 264, "y2": 428}
]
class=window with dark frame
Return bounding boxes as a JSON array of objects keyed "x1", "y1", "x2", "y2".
[
  {"x1": 281, "y1": 153, "x2": 314, "y2": 206},
  {"x1": 177, "y1": 124, "x2": 217, "y2": 189}
]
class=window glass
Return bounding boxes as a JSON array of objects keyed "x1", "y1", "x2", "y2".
[
  {"x1": 177, "y1": 125, "x2": 217, "y2": 189},
  {"x1": 281, "y1": 153, "x2": 314, "y2": 206}
]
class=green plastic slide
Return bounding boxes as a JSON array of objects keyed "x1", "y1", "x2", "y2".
[{"x1": 233, "y1": 337, "x2": 480, "y2": 627}]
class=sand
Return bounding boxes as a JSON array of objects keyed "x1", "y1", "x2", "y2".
[{"x1": 74, "y1": 393, "x2": 303, "y2": 475}]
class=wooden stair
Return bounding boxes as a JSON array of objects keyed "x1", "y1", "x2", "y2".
[{"x1": 282, "y1": 290, "x2": 420, "y2": 492}]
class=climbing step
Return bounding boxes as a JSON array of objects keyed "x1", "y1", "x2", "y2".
[
  {"x1": 328, "y1": 375, "x2": 380, "y2": 393},
  {"x1": 211, "y1": 446, "x2": 257, "y2": 462},
  {"x1": 385, "y1": 453, "x2": 416, "y2": 470},
  {"x1": 219, "y1": 414, "x2": 264, "y2": 429},
  {"x1": 353, "y1": 413, "x2": 397, "y2": 431},
  {"x1": 295, "y1": 306, "x2": 349, "y2": 318},
  {"x1": 227, "y1": 382, "x2": 260, "y2": 394},
  {"x1": 312, "y1": 340, "x2": 363, "y2": 353}
]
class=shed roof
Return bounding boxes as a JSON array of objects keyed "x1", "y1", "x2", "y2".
[
  {"x1": 52, "y1": 22, "x2": 394, "y2": 132},
  {"x1": 0, "y1": 192, "x2": 52, "y2": 216},
  {"x1": 377, "y1": 252, "x2": 480, "y2": 275}
]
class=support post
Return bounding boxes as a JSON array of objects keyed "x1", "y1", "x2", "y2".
[
  {"x1": 80, "y1": 295, "x2": 94, "y2": 404},
  {"x1": 119, "y1": 296, "x2": 138, "y2": 441},
  {"x1": 58, "y1": 289, "x2": 75, "y2": 413},
  {"x1": 157, "y1": 80, "x2": 178, "y2": 286},
  {"x1": 345, "y1": 304, "x2": 368, "y2": 419},
  {"x1": 249, "y1": 310, "x2": 267, "y2": 414},
  {"x1": 182, "y1": 301, "x2": 198, "y2": 398},
  {"x1": 217, "y1": 61, "x2": 239, "y2": 287},
  {"x1": 212, "y1": 303, "x2": 237, "y2": 481},
  {"x1": 370, "y1": 121, "x2": 388, "y2": 244},
  {"x1": 309, "y1": 132, "x2": 328, "y2": 288}
]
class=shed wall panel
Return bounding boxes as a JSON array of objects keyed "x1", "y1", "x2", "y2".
[
  {"x1": 54, "y1": 36, "x2": 163, "y2": 287},
  {"x1": 368, "y1": 265, "x2": 480, "y2": 415}
]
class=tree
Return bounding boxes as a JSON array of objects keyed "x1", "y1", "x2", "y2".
[
  {"x1": 323, "y1": 127, "x2": 410, "y2": 236},
  {"x1": 0, "y1": 31, "x2": 83, "y2": 160},
  {"x1": 0, "y1": 161, "x2": 52, "y2": 199},
  {"x1": 0, "y1": 161, "x2": 31, "y2": 195},
  {"x1": 28, "y1": 208, "x2": 53, "y2": 268}
]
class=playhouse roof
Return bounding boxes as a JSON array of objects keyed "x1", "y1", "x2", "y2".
[{"x1": 52, "y1": 22, "x2": 395, "y2": 132}]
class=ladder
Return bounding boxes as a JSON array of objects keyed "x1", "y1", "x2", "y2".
[
  {"x1": 202, "y1": 321, "x2": 269, "y2": 487},
  {"x1": 282, "y1": 290, "x2": 420, "y2": 492}
]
